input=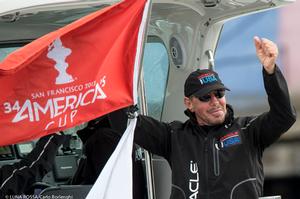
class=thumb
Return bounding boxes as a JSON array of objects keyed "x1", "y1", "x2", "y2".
[{"x1": 254, "y1": 36, "x2": 262, "y2": 51}]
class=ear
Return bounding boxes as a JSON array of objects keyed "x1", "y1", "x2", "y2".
[{"x1": 184, "y1": 97, "x2": 194, "y2": 112}]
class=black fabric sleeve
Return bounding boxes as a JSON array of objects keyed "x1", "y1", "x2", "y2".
[
  {"x1": 134, "y1": 115, "x2": 171, "y2": 159},
  {"x1": 0, "y1": 134, "x2": 66, "y2": 197},
  {"x1": 248, "y1": 65, "x2": 296, "y2": 149}
]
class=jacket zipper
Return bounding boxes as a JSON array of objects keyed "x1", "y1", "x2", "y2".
[
  {"x1": 212, "y1": 138, "x2": 220, "y2": 176},
  {"x1": 204, "y1": 137, "x2": 209, "y2": 199}
]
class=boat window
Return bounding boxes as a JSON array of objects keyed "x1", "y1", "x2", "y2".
[
  {"x1": 142, "y1": 37, "x2": 169, "y2": 120},
  {"x1": 215, "y1": 11, "x2": 277, "y2": 113},
  {"x1": 0, "y1": 47, "x2": 19, "y2": 61}
]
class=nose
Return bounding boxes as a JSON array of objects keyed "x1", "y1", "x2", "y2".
[{"x1": 209, "y1": 94, "x2": 219, "y2": 104}]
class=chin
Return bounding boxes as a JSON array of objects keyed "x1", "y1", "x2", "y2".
[{"x1": 211, "y1": 117, "x2": 225, "y2": 125}]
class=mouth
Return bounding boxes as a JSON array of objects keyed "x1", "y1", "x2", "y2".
[{"x1": 208, "y1": 108, "x2": 223, "y2": 116}]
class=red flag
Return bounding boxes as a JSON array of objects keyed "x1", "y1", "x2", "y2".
[{"x1": 0, "y1": 0, "x2": 148, "y2": 146}]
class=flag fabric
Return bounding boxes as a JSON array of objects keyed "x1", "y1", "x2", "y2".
[{"x1": 0, "y1": 0, "x2": 148, "y2": 146}]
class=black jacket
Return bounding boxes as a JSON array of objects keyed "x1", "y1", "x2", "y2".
[
  {"x1": 134, "y1": 66, "x2": 296, "y2": 199},
  {"x1": 0, "y1": 134, "x2": 65, "y2": 197}
]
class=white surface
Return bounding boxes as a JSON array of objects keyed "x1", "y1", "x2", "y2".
[{"x1": 0, "y1": 0, "x2": 78, "y2": 15}]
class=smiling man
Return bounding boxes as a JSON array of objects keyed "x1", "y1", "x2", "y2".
[
  {"x1": 183, "y1": 69, "x2": 229, "y2": 126},
  {"x1": 133, "y1": 36, "x2": 297, "y2": 199}
]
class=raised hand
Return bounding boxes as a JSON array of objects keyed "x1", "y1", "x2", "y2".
[{"x1": 254, "y1": 36, "x2": 278, "y2": 74}]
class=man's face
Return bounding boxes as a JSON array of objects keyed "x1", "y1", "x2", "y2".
[{"x1": 184, "y1": 90, "x2": 227, "y2": 126}]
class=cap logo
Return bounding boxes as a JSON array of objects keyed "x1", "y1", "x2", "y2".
[{"x1": 197, "y1": 73, "x2": 217, "y2": 85}]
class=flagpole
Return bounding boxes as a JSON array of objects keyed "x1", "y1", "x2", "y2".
[
  {"x1": 136, "y1": 1, "x2": 152, "y2": 91},
  {"x1": 134, "y1": 0, "x2": 153, "y2": 104},
  {"x1": 138, "y1": 71, "x2": 156, "y2": 199},
  {"x1": 134, "y1": 0, "x2": 156, "y2": 199}
]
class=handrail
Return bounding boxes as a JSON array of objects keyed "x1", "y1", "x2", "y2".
[{"x1": 259, "y1": 196, "x2": 281, "y2": 199}]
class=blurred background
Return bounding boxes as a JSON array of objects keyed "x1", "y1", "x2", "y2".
[{"x1": 215, "y1": 1, "x2": 300, "y2": 198}]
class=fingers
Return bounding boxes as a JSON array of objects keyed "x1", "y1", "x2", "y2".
[
  {"x1": 254, "y1": 36, "x2": 262, "y2": 50},
  {"x1": 261, "y1": 38, "x2": 278, "y2": 58},
  {"x1": 255, "y1": 37, "x2": 278, "y2": 58},
  {"x1": 253, "y1": 36, "x2": 278, "y2": 74}
]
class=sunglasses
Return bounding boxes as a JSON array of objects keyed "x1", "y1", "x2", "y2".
[{"x1": 197, "y1": 89, "x2": 225, "y2": 102}]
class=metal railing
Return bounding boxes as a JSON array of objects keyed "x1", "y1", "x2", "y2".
[{"x1": 259, "y1": 196, "x2": 281, "y2": 199}]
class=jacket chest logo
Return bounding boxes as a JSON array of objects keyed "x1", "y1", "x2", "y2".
[{"x1": 218, "y1": 131, "x2": 241, "y2": 149}]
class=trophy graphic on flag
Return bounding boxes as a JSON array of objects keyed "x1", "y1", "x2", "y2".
[{"x1": 47, "y1": 38, "x2": 74, "y2": 85}]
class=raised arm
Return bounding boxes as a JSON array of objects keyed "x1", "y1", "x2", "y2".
[{"x1": 248, "y1": 37, "x2": 296, "y2": 149}]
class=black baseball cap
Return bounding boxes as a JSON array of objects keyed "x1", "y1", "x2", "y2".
[{"x1": 184, "y1": 69, "x2": 230, "y2": 97}]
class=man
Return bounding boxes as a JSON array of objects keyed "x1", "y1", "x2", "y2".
[
  {"x1": 133, "y1": 36, "x2": 296, "y2": 199},
  {"x1": 0, "y1": 133, "x2": 66, "y2": 197}
]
